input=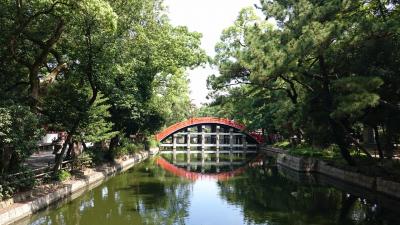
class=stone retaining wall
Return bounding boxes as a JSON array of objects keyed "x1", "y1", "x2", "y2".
[
  {"x1": 318, "y1": 161, "x2": 375, "y2": 189},
  {"x1": 277, "y1": 154, "x2": 317, "y2": 172},
  {"x1": 376, "y1": 178, "x2": 400, "y2": 199},
  {"x1": 0, "y1": 151, "x2": 151, "y2": 225},
  {"x1": 278, "y1": 165, "x2": 400, "y2": 211},
  {"x1": 263, "y1": 146, "x2": 400, "y2": 199},
  {"x1": 260, "y1": 146, "x2": 286, "y2": 157}
]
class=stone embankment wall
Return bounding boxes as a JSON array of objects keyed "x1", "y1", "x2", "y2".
[
  {"x1": 317, "y1": 161, "x2": 376, "y2": 189},
  {"x1": 0, "y1": 150, "x2": 154, "y2": 225},
  {"x1": 262, "y1": 146, "x2": 400, "y2": 199},
  {"x1": 277, "y1": 154, "x2": 318, "y2": 172}
]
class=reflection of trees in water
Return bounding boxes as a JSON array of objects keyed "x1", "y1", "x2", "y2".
[
  {"x1": 26, "y1": 159, "x2": 192, "y2": 225},
  {"x1": 140, "y1": 183, "x2": 191, "y2": 225},
  {"x1": 135, "y1": 161, "x2": 191, "y2": 225},
  {"x1": 217, "y1": 166, "x2": 397, "y2": 225},
  {"x1": 116, "y1": 159, "x2": 192, "y2": 225}
]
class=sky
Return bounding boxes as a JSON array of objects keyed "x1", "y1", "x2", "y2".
[{"x1": 164, "y1": 0, "x2": 261, "y2": 106}]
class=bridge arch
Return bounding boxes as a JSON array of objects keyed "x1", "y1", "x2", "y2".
[
  {"x1": 156, "y1": 117, "x2": 263, "y2": 144},
  {"x1": 156, "y1": 117, "x2": 263, "y2": 153}
]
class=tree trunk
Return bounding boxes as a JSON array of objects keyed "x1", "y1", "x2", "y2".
[
  {"x1": 82, "y1": 141, "x2": 88, "y2": 151},
  {"x1": 8, "y1": 152, "x2": 20, "y2": 172},
  {"x1": 383, "y1": 126, "x2": 394, "y2": 159},
  {"x1": 29, "y1": 67, "x2": 40, "y2": 105},
  {"x1": 318, "y1": 55, "x2": 354, "y2": 165},
  {"x1": 109, "y1": 135, "x2": 120, "y2": 152},
  {"x1": 0, "y1": 145, "x2": 13, "y2": 174},
  {"x1": 373, "y1": 126, "x2": 384, "y2": 159},
  {"x1": 53, "y1": 126, "x2": 76, "y2": 173},
  {"x1": 267, "y1": 134, "x2": 273, "y2": 144},
  {"x1": 28, "y1": 19, "x2": 65, "y2": 108},
  {"x1": 65, "y1": 141, "x2": 74, "y2": 159},
  {"x1": 330, "y1": 119, "x2": 355, "y2": 165},
  {"x1": 53, "y1": 138, "x2": 69, "y2": 172}
]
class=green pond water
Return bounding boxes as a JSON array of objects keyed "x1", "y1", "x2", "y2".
[{"x1": 15, "y1": 153, "x2": 400, "y2": 225}]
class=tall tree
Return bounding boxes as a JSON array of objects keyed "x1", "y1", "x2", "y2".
[
  {"x1": 209, "y1": 1, "x2": 400, "y2": 164},
  {"x1": 1, "y1": 0, "x2": 207, "y2": 172}
]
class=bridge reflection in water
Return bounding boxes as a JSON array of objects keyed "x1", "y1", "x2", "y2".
[{"x1": 157, "y1": 152, "x2": 262, "y2": 181}]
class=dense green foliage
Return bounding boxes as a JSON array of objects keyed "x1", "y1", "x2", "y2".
[
  {"x1": 54, "y1": 169, "x2": 71, "y2": 182},
  {"x1": 205, "y1": 1, "x2": 400, "y2": 164},
  {"x1": 0, "y1": 104, "x2": 43, "y2": 173},
  {"x1": 0, "y1": 0, "x2": 206, "y2": 174},
  {"x1": 0, "y1": 166, "x2": 37, "y2": 200},
  {"x1": 111, "y1": 137, "x2": 144, "y2": 159}
]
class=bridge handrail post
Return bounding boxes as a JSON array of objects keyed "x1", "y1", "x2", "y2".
[
  {"x1": 216, "y1": 125, "x2": 220, "y2": 163},
  {"x1": 229, "y1": 128, "x2": 234, "y2": 152},
  {"x1": 187, "y1": 131, "x2": 191, "y2": 150},
  {"x1": 242, "y1": 134, "x2": 247, "y2": 153},
  {"x1": 173, "y1": 134, "x2": 177, "y2": 156},
  {"x1": 201, "y1": 125, "x2": 205, "y2": 154}
]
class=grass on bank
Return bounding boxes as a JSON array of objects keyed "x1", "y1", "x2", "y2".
[
  {"x1": 272, "y1": 140, "x2": 400, "y2": 182},
  {"x1": 273, "y1": 140, "x2": 377, "y2": 160},
  {"x1": 273, "y1": 141, "x2": 341, "y2": 160}
]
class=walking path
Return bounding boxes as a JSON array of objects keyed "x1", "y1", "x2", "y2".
[{"x1": 24, "y1": 150, "x2": 55, "y2": 169}]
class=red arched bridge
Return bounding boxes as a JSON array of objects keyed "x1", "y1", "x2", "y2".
[{"x1": 155, "y1": 117, "x2": 264, "y2": 154}]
